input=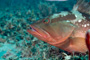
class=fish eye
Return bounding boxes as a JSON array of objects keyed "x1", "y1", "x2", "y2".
[{"x1": 43, "y1": 19, "x2": 50, "y2": 24}]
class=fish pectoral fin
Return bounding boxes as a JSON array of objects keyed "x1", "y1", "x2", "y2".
[{"x1": 68, "y1": 37, "x2": 88, "y2": 53}]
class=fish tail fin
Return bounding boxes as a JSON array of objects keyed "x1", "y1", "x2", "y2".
[{"x1": 73, "y1": 0, "x2": 90, "y2": 14}]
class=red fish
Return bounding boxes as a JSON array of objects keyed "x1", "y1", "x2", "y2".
[
  {"x1": 27, "y1": 0, "x2": 90, "y2": 53},
  {"x1": 86, "y1": 30, "x2": 90, "y2": 60}
]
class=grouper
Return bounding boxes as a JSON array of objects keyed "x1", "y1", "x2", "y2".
[{"x1": 27, "y1": 0, "x2": 90, "y2": 53}]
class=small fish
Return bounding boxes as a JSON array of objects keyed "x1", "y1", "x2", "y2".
[
  {"x1": 27, "y1": 0, "x2": 90, "y2": 53},
  {"x1": 86, "y1": 30, "x2": 90, "y2": 59}
]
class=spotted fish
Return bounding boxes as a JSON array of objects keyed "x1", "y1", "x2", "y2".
[{"x1": 27, "y1": 0, "x2": 90, "y2": 53}]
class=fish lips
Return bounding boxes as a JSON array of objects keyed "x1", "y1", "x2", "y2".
[{"x1": 27, "y1": 25, "x2": 49, "y2": 40}]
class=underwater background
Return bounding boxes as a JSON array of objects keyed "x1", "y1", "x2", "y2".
[{"x1": 0, "y1": 0, "x2": 89, "y2": 60}]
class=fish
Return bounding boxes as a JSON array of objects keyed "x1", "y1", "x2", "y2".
[
  {"x1": 86, "y1": 29, "x2": 90, "y2": 59},
  {"x1": 27, "y1": 0, "x2": 90, "y2": 53}
]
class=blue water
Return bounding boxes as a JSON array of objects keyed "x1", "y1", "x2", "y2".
[{"x1": 0, "y1": 0, "x2": 89, "y2": 60}]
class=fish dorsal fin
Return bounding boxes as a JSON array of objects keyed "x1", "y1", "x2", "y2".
[{"x1": 73, "y1": 0, "x2": 90, "y2": 15}]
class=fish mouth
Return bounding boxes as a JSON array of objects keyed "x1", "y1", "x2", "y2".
[
  {"x1": 27, "y1": 25, "x2": 40, "y2": 35},
  {"x1": 28, "y1": 25, "x2": 38, "y2": 33},
  {"x1": 27, "y1": 25, "x2": 48, "y2": 38},
  {"x1": 27, "y1": 25, "x2": 56, "y2": 43}
]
